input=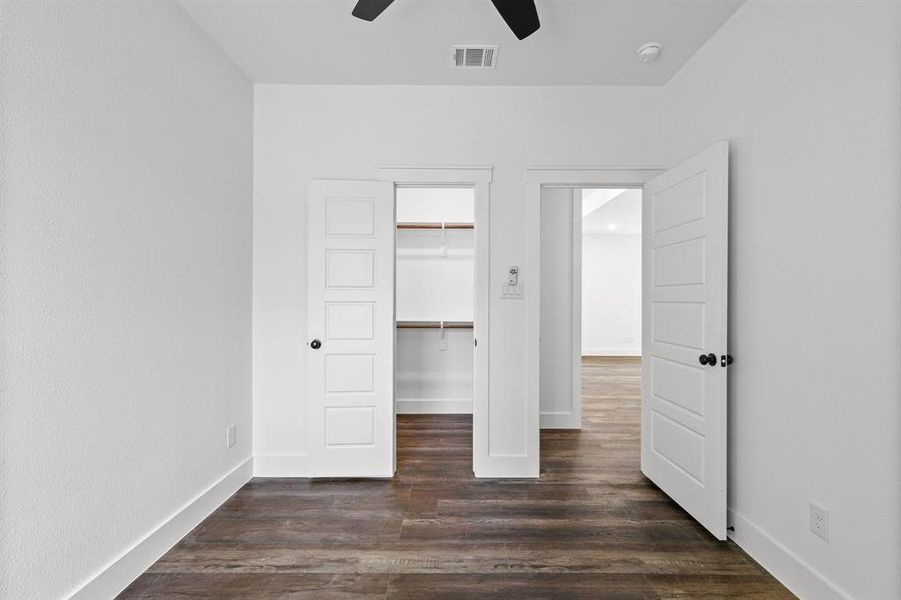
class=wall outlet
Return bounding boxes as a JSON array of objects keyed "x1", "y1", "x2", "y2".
[
  {"x1": 625, "y1": 337, "x2": 634, "y2": 343},
  {"x1": 226, "y1": 424, "x2": 236, "y2": 449},
  {"x1": 810, "y1": 502, "x2": 828, "y2": 541}
]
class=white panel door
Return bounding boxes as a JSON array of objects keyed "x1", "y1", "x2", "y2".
[
  {"x1": 308, "y1": 180, "x2": 394, "y2": 477},
  {"x1": 642, "y1": 141, "x2": 729, "y2": 539}
]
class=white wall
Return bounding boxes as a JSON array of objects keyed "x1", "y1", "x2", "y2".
[
  {"x1": 539, "y1": 188, "x2": 579, "y2": 426},
  {"x1": 253, "y1": 85, "x2": 664, "y2": 472},
  {"x1": 664, "y1": 2, "x2": 901, "y2": 599},
  {"x1": 396, "y1": 329, "x2": 474, "y2": 414},
  {"x1": 581, "y1": 234, "x2": 642, "y2": 356},
  {"x1": 396, "y1": 187, "x2": 475, "y2": 322},
  {"x1": 0, "y1": 3, "x2": 253, "y2": 599}
]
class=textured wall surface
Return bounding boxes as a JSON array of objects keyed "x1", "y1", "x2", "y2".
[
  {"x1": 665, "y1": 2, "x2": 901, "y2": 598},
  {"x1": 0, "y1": 2, "x2": 253, "y2": 598}
]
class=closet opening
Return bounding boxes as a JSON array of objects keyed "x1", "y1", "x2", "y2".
[{"x1": 394, "y1": 185, "x2": 476, "y2": 477}]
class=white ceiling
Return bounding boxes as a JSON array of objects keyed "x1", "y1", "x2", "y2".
[
  {"x1": 177, "y1": 0, "x2": 743, "y2": 85},
  {"x1": 582, "y1": 189, "x2": 641, "y2": 235}
]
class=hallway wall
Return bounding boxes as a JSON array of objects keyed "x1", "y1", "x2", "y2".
[{"x1": 581, "y1": 233, "x2": 642, "y2": 356}]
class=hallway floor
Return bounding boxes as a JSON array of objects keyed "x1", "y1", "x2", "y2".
[{"x1": 118, "y1": 357, "x2": 793, "y2": 599}]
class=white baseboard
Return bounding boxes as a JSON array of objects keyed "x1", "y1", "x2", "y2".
[
  {"x1": 473, "y1": 454, "x2": 538, "y2": 479},
  {"x1": 540, "y1": 411, "x2": 580, "y2": 429},
  {"x1": 581, "y1": 347, "x2": 641, "y2": 356},
  {"x1": 253, "y1": 453, "x2": 310, "y2": 477},
  {"x1": 253, "y1": 454, "x2": 396, "y2": 479},
  {"x1": 68, "y1": 457, "x2": 252, "y2": 600},
  {"x1": 396, "y1": 398, "x2": 472, "y2": 414},
  {"x1": 728, "y1": 509, "x2": 852, "y2": 600}
]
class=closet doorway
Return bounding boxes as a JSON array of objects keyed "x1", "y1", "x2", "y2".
[{"x1": 395, "y1": 187, "x2": 476, "y2": 475}]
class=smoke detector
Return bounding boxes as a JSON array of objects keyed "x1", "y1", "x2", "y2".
[
  {"x1": 636, "y1": 42, "x2": 661, "y2": 63},
  {"x1": 453, "y1": 45, "x2": 498, "y2": 68}
]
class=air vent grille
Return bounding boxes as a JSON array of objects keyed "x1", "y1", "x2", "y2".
[{"x1": 453, "y1": 45, "x2": 498, "y2": 68}]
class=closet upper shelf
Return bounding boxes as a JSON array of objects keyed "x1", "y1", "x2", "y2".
[{"x1": 397, "y1": 222, "x2": 473, "y2": 230}]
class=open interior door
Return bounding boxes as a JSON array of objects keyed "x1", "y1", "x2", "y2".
[
  {"x1": 641, "y1": 141, "x2": 729, "y2": 539},
  {"x1": 307, "y1": 179, "x2": 395, "y2": 477}
]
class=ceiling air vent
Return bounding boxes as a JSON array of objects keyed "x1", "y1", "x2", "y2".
[{"x1": 453, "y1": 45, "x2": 498, "y2": 68}]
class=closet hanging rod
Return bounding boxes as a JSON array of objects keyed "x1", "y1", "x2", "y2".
[
  {"x1": 396, "y1": 320, "x2": 473, "y2": 329},
  {"x1": 396, "y1": 222, "x2": 473, "y2": 230}
]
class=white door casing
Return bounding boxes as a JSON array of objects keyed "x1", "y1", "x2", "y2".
[
  {"x1": 378, "y1": 166, "x2": 492, "y2": 477},
  {"x1": 307, "y1": 179, "x2": 395, "y2": 477},
  {"x1": 641, "y1": 141, "x2": 729, "y2": 540},
  {"x1": 527, "y1": 168, "x2": 662, "y2": 479}
]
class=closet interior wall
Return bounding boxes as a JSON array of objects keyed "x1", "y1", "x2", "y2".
[{"x1": 395, "y1": 187, "x2": 475, "y2": 415}]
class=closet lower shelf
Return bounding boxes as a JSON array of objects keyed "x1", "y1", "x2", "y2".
[{"x1": 396, "y1": 320, "x2": 473, "y2": 329}]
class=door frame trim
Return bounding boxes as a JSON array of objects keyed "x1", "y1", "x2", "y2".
[
  {"x1": 526, "y1": 167, "x2": 663, "y2": 446},
  {"x1": 378, "y1": 165, "x2": 491, "y2": 476}
]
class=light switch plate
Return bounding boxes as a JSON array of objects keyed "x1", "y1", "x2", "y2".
[{"x1": 501, "y1": 282, "x2": 522, "y2": 299}]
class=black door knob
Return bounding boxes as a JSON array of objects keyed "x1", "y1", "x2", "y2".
[
  {"x1": 699, "y1": 353, "x2": 716, "y2": 366},
  {"x1": 310, "y1": 339, "x2": 322, "y2": 349}
]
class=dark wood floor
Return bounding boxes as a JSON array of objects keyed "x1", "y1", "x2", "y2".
[{"x1": 118, "y1": 357, "x2": 794, "y2": 599}]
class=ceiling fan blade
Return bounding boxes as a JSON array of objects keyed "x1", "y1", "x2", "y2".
[
  {"x1": 352, "y1": 0, "x2": 396, "y2": 21},
  {"x1": 490, "y1": 0, "x2": 540, "y2": 40}
]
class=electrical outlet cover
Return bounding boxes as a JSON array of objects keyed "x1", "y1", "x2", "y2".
[{"x1": 810, "y1": 502, "x2": 828, "y2": 541}]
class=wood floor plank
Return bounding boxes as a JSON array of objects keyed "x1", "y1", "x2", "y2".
[
  {"x1": 118, "y1": 573, "x2": 389, "y2": 599},
  {"x1": 648, "y1": 574, "x2": 798, "y2": 599},
  {"x1": 385, "y1": 573, "x2": 658, "y2": 600},
  {"x1": 146, "y1": 546, "x2": 764, "y2": 577},
  {"x1": 118, "y1": 358, "x2": 794, "y2": 599}
]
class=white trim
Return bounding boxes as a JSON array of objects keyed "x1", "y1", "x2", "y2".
[
  {"x1": 376, "y1": 166, "x2": 493, "y2": 477},
  {"x1": 471, "y1": 455, "x2": 535, "y2": 478},
  {"x1": 728, "y1": 509, "x2": 853, "y2": 600},
  {"x1": 527, "y1": 166, "x2": 663, "y2": 477},
  {"x1": 472, "y1": 182, "x2": 490, "y2": 477},
  {"x1": 67, "y1": 458, "x2": 252, "y2": 600},
  {"x1": 582, "y1": 348, "x2": 642, "y2": 357},
  {"x1": 570, "y1": 188, "x2": 582, "y2": 429},
  {"x1": 253, "y1": 454, "x2": 310, "y2": 477},
  {"x1": 378, "y1": 165, "x2": 493, "y2": 184},
  {"x1": 539, "y1": 413, "x2": 582, "y2": 429},
  {"x1": 526, "y1": 166, "x2": 664, "y2": 186},
  {"x1": 396, "y1": 398, "x2": 473, "y2": 414}
]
